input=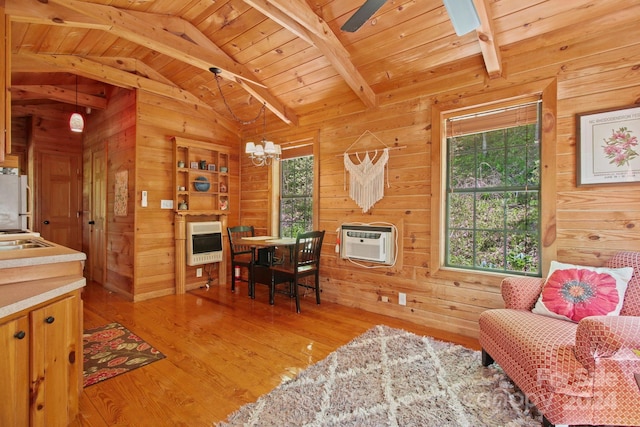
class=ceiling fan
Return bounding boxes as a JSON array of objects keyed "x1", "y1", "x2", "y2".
[{"x1": 341, "y1": 0, "x2": 481, "y2": 36}]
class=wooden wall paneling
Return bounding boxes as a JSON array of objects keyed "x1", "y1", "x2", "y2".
[
  {"x1": 82, "y1": 87, "x2": 136, "y2": 298},
  {"x1": 243, "y1": 31, "x2": 640, "y2": 339},
  {"x1": 134, "y1": 91, "x2": 240, "y2": 299}
]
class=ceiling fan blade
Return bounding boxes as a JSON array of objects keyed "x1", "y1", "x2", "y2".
[
  {"x1": 442, "y1": 0, "x2": 480, "y2": 36},
  {"x1": 341, "y1": 0, "x2": 387, "y2": 33}
]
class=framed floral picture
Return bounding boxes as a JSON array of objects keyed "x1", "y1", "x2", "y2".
[{"x1": 577, "y1": 105, "x2": 640, "y2": 185}]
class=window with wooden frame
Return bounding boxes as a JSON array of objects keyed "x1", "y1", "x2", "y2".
[
  {"x1": 269, "y1": 133, "x2": 320, "y2": 237},
  {"x1": 280, "y1": 155, "x2": 314, "y2": 237},
  {"x1": 445, "y1": 100, "x2": 541, "y2": 275},
  {"x1": 431, "y1": 81, "x2": 557, "y2": 282}
]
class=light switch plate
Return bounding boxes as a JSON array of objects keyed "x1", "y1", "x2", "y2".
[
  {"x1": 160, "y1": 200, "x2": 173, "y2": 209},
  {"x1": 141, "y1": 190, "x2": 148, "y2": 207}
]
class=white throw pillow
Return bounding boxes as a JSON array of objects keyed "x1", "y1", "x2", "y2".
[{"x1": 532, "y1": 261, "x2": 633, "y2": 322}]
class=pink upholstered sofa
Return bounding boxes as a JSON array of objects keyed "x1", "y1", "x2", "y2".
[{"x1": 479, "y1": 251, "x2": 640, "y2": 427}]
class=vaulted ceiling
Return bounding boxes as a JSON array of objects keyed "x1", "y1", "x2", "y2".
[{"x1": 5, "y1": 0, "x2": 633, "y2": 131}]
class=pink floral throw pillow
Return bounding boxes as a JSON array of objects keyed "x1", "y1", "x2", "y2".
[{"x1": 532, "y1": 261, "x2": 633, "y2": 322}]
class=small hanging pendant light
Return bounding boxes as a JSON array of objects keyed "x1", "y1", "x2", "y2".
[{"x1": 69, "y1": 74, "x2": 84, "y2": 133}]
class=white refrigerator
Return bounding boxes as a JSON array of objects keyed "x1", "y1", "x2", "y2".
[{"x1": 0, "y1": 175, "x2": 30, "y2": 231}]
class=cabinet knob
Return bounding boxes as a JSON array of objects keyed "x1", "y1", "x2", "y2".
[
  {"x1": 45, "y1": 316, "x2": 55, "y2": 324},
  {"x1": 43, "y1": 220, "x2": 50, "y2": 225},
  {"x1": 14, "y1": 330, "x2": 26, "y2": 340},
  {"x1": 88, "y1": 220, "x2": 95, "y2": 225}
]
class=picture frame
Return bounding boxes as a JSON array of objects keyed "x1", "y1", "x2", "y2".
[
  {"x1": 577, "y1": 105, "x2": 640, "y2": 186},
  {"x1": 207, "y1": 164, "x2": 216, "y2": 171},
  {"x1": 190, "y1": 161, "x2": 199, "y2": 169}
]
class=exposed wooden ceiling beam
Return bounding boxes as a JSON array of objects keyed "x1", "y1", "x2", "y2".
[
  {"x1": 12, "y1": 0, "x2": 297, "y2": 125},
  {"x1": 11, "y1": 84, "x2": 108, "y2": 110},
  {"x1": 12, "y1": 52, "x2": 240, "y2": 133},
  {"x1": 131, "y1": 10, "x2": 298, "y2": 126},
  {"x1": 245, "y1": 0, "x2": 377, "y2": 109},
  {"x1": 473, "y1": 0, "x2": 502, "y2": 79},
  {"x1": 86, "y1": 57, "x2": 176, "y2": 86}
]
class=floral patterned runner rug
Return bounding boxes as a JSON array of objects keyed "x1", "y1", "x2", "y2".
[{"x1": 83, "y1": 322, "x2": 166, "y2": 387}]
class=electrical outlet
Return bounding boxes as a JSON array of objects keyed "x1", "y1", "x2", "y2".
[
  {"x1": 398, "y1": 292, "x2": 407, "y2": 306},
  {"x1": 381, "y1": 296, "x2": 389, "y2": 303},
  {"x1": 196, "y1": 268, "x2": 203, "y2": 277}
]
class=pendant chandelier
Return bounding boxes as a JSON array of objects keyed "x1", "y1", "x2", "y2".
[
  {"x1": 69, "y1": 74, "x2": 84, "y2": 133},
  {"x1": 210, "y1": 67, "x2": 280, "y2": 166},
  {"x1": 245, "y1": 105, "x2": 281, "y2": 167}
]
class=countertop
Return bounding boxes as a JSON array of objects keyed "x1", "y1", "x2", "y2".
[
  {"x1": 0, "y1": 275, "x2": 86, "y2": 318},
  {"x1": 0, "y1": 237, "x2": 87, "y2": 318},
  {"x1": 0, "y1": 238, "x2": 86, "y2": 269}
]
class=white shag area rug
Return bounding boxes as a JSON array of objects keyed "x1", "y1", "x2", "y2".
[{"x1": 217, "y1": 325, "x2": 541, "y2": 427}]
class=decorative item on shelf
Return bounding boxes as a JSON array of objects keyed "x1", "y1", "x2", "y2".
[
  {"x1": 208, "y1": 164, "x2": 216, "y2": 171},
  {"x1": 220, "y1": 166, "x2": 228, "y2": 173},
  {"x1": 177, "y1": 160, "x2": 185, "y2": 168},
  {"x1": 190, "y1": 161, "x2": 199, "y2": 169},
  {"x1": 178, "y1": 201, "x2": 188, "y2": 210},
  {"x1": 219, "y1": 197, "x2": 229, "y2": 211},
  {"x1": 194, "y1": 176, "x2": 210, "y2": 192},
  {"x1": 210, "y1": 67, "x2": 280, "y2": 167},
  {"x1": 199, "y1": 160, "x2": 207, "y2": 170},
  {"x1": 219, "y1": 183, "x2": 227, "y2": 193},
  {"x1": 178, "y1": 186, "x2": 185, "y2": 191}
]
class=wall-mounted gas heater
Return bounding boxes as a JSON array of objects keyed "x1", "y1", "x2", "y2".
[{"x1": 340, "y1": 224, "x2": 395, "y2": 265}]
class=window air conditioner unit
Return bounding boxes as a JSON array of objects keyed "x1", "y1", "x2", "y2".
[{"x1": 340, "y1": 224, "x2": 394, "y2": 265}]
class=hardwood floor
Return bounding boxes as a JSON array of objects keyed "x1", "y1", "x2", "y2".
[{"x1": 72, "y1": 280, "x2": 481, "y2": 426}]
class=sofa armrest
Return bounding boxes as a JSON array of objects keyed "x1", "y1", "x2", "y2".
[
  {"x1": 574, "y1": 316, "x2": 640, "y2": 370},
  {"x1": 500, "y1": 276, "x2": 545, "y2": 310}
]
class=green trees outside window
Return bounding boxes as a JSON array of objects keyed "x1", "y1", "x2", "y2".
[
  {"x1": 446, "y1": 109, "x2": 541, "y2": 275},
  {"x1": 280, "y1": 155, "x2": 314, "y2": 238}
]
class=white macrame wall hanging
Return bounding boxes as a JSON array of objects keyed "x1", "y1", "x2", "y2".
[{"x1": 342, "y1": 130, "x2": 405, "y2": 213}]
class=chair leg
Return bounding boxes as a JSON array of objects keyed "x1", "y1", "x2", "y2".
[
  {"x1": 294, "y1": 280, "x2": 301, "y2": 313},
  {"x1": 481, "y1": 349, "x2": 494, "y2": 367},
  {"x1": 269, "y1": 272, "x2": 275, "y2": 305},
  {"x1": 315, "y1": 274, "x2": 321, "y2": 305},
  {"x1": 231, "y1": 265, "x2": 236, "y2": 293}
]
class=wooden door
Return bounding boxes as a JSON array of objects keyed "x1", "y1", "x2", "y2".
[
  {"x1": 30, "y1": 294, "x2": 79, "y2": 427},
  {"x1": 90, "y1": 148, "x2": 107, "y2": 284},
  {"x1": 38, "y1": 151, "x2": 82, "y2": 251},
  {"x1": 0, "y1": 315, "x2": 29, "y2": 427}
]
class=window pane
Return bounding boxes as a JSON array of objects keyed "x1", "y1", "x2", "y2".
[
  {"x1": 447, "y1": 229, "x2": 474, "y2": 267},
  {"x1": 506, "y1": 232, "x2": 539, "y2": 274},
  {"x1": 475, "y1": 231, "x2": 505, "y2": 270},
  {"x1": 449, "y1": 152, "x2": 475, "y2": 188},
  {"x1": 448, "y1": 193, "x2": 474, "y2": 229},
  {"x1": 475, "y1": 192, "x2": 504, "y2": 229}
]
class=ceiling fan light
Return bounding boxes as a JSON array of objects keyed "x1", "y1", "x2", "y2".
[
  {"x1": 254, "y1": 144, "x2": 265, "y2": 156},
  {"x1": 442, "y1": 0, "x2": 480, "y2": 36},
  {"x1": 69, "y1": 112, "x2": 84, "y2": 133}
]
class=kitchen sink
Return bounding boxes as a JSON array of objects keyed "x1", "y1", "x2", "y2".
[{"x1": 0, "y1": 239, "x2": 52, "y2": 251}]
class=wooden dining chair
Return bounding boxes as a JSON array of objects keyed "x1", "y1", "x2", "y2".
[
  {"x1": 227, "y1": 225, "x2": 255, "y2": 297},
  {"x1": 269, "y1": 230, "x2": 325, "y2": 313}
]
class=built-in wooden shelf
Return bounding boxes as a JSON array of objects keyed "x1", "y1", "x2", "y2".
[{"x1": 171, "y1": 137, "x2": 230, "y2": 294}]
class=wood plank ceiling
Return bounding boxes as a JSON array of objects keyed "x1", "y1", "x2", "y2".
[{"x1": 5, "y1": 0, "x2": 633, "y2": 131}]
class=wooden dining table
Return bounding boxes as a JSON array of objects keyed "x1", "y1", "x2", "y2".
[{"x1": 236, "y1": 236, "x2": 297, "y2": 304}]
